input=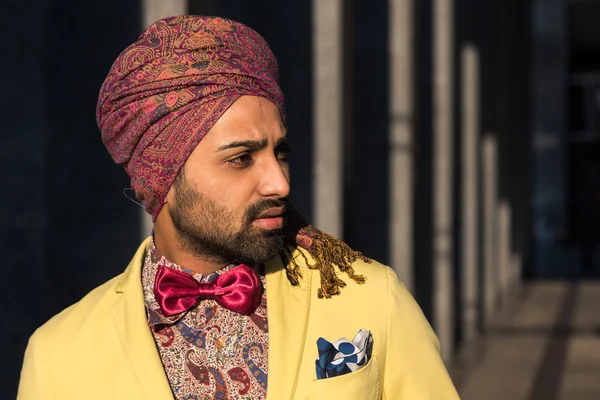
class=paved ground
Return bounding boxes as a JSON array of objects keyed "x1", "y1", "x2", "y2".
[{"x1": 454, "y1": 282, "x2": 600, "y2": 400}]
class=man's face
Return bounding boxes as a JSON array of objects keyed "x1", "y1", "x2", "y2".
[{"x1": 166, "y1": 95, "x2": 291, "y2": 266}]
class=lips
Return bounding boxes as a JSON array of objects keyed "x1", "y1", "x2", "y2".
[
  {"x1": 253, "y1": 206, "x2": 287, "y2": 230},
  {"x1": 256, "y1": 206, "x2": 286, "y2": 219}
]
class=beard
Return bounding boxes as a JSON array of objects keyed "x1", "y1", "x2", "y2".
[{"x1": 168, "y1": 172, "x2": 287, "y2": 267}]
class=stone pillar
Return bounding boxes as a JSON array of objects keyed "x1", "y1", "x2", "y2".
[
  {"x1": 389, "y1": 0, "x2": 415, "y2": 290},
  {"x1": 433, "y1": 0, "x2": 455, "y2": 361},
  {"x1": 497, "y1": 199, "x2": 512, "y2": 307},
  {"x1": 511, "y1": 252, "x2": 522, "y2": 300},
  {"x1": 482, "y1": 133, "x2": 498, "y2": 325},
  {"x1": 143, "y1": 0, "x2": 187, "y2": 27},
  {"x1": 313, "y1": 0, "x2": 343, "y2": 238},
  {"x1": 461, "y1": 43, "x2": 480, "y2": 342},
  {"x1": 140, "y1": 0, "x2": 188, "y2": 238}
]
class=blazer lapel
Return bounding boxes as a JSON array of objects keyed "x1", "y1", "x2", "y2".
[
  {"x1": 265, "y1": 248, "x2": 312, "y2": 400},
  {"x1": 110, "y1": 238, "x2": 174, "y2": 400}
]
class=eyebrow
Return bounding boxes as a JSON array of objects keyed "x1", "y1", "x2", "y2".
[
  {"x1": 217, "y1": 137, "x2": 290, "y2": 152},
  {"x1": 218, "y1": 139, "x2": 269, "y2": 152}
]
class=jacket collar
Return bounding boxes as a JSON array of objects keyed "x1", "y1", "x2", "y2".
[
  {"x1": 265, "y1": 247, "x2": 312, "y2": 400},
  {"x1": 111, "y1": 238, "x2": 174, "y2": 399}
]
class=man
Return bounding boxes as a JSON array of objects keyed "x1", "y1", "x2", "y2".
[{"x1": 18, "y1": 15, "x2": 460, "y2": 399}]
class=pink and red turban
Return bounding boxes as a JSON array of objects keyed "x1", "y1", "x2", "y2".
[
  {"x1": 97, "y1": 15, "x2": 369, "y2": 298},
  {"x1": 97, "y1": 15, "x2": 285, "y2": 220}
]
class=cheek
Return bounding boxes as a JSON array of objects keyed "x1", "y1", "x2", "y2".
[
  {"x1": 208, "y1": 180, "x2": 256, "y2": 216},
  {"x1": 187, "y1": 161, "x2": 262, "y2": 215}
]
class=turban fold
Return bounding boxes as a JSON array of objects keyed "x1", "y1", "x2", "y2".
[{"x1": 97, "y1": 15, "x2": 285, "y2": 220}]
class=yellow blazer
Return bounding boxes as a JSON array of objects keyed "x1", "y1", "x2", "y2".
[{"x1": 18, "y1": 238, "x2": 459, "y2": 399}]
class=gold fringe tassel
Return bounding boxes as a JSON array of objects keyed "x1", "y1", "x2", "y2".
[{"x1": 282, "y1": 231, "x2": 371, "y2": 299}]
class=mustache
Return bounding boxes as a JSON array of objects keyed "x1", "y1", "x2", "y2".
[{"x1": 245, "y1": 198, "x2": 289, "y2": 222}]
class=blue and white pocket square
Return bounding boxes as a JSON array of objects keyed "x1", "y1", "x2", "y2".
[{"x1": 315, "y1": 328, "x2": 373, "y2": 380}]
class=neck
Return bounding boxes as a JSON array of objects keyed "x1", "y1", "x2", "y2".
[{"x1": 153, "y1": 211, "x2": 225, "y2": 275}]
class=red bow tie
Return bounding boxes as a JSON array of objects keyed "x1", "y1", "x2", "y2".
[{"x1": 153, "y1": 264, "x2": 262, "y2": 317}]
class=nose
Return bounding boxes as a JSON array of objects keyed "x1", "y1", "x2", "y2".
[{"x1": 258, "y1": 157, "x2": 290, "y2": 199}]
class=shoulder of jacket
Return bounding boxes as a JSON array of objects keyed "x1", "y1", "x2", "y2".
[
  {"x1": 31, "y1": 274, "x2": 123, "y2": 343},
  {"x1": 288, "y1": 246, "x2": 399, "y2": 305}
]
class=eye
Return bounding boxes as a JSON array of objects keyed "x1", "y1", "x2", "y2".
[
  {"x1": 228, "y1": 153, "x2": 253, "y2": 168},
  {"x1": 275, "y1": 144, "x2": 291, "y2": 162},
  {"x1": 276, "y1": 150, "x2": 289, "y2": 163}
]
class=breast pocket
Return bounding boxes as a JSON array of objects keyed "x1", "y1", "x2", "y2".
[{"x1": 311, "y1": 355, "x2": 381, "y2": 400}]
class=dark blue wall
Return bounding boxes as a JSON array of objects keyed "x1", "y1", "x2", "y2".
[{"x1": 1, "y1": 1, "x2": 142, "y2": 397}]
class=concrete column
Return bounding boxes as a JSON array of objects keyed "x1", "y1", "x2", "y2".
[
  {"x1": 389, "y1": 0, "x2": 414, "y2": 290},
  {"x1": 482, "y1": 133, "x2": 498, "y2": 326},
  {"x1": 313, "y1": 0, "x2": 343, "y2": 238},
  {"x1": 143, "y1": 0, "x2": 187, "y2": 27},
  {"x1": 140, "y1": 0, "x2": 187, "y2": 238},
  {"x1": 497, "y1": 199, "x2": 511, "y2": 307},
  {"x1": 433, "y1": 0, "x2": 454, "y2": 361},
  {"x1": 510, "y1": 252, "x2": 522, "y2": 302},
  {"x1": 461, "y1": 43, "x2": 480, "y2": 342}
]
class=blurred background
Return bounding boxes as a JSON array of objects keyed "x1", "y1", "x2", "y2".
[{"x1": 2, "y1": 0, "x2": 600, "y2": 398}]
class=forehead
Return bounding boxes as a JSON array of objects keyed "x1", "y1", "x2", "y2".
[{"x1": 205, "y1": 95, "x2": 286, "y2": 144}]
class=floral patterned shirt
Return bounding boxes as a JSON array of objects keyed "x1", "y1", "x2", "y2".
[{"x1": 142, "y1": 238, "x2": 269, "y2": 399}]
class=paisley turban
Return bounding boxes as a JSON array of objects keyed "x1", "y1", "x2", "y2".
[
  {"x1": 97, "y1": 15, "x2": 369, "y2": 299},
  {"x1": 97, "y1": 15, "x2": 285, "y2": 220}
]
